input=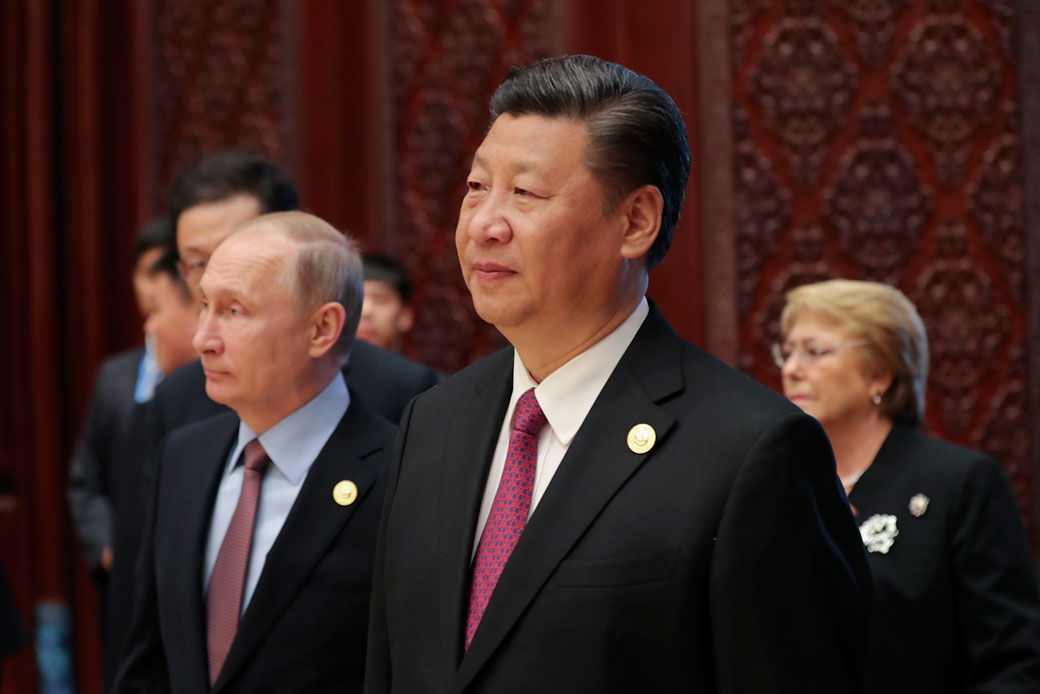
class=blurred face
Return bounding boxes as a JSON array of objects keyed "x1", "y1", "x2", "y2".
[
  {"x1": 456, "y1": 114, "x2": 631, "y2": 341},
  {"x1": 176, "y1": 194, "x2": 263, "y2": 301},
  {"x1": 143, "y1": 273, "x2": 199, "y2": 375},
  {"x1": 193, "y1": 232, "x2": 316, "y2": 429},
  {"x1": 357, "y1": 280, "x2": 413, "y2": 351},
  {"x1": 780, "y1": 313, "x2": 889, "y2": 431}
]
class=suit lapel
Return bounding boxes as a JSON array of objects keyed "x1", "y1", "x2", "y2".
[
  {"x1": 437, "y1": 353, "x2": 513, "y2": 679},
  {"x1": 211, "y1": 403, "x2": 383, "y2": 692},
  {"x1": 172, "y1": 414, "x2": 238, "y2": 690},
  {"x1": 451, "y1": 306, "x2": 684, "y2": 692}
]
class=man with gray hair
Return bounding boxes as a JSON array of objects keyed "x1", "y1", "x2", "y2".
[
  {"x1": 366, "y1": 55, "x2": 870, "y2": 693},
  {"x1": 114, "y1": 212, "x2": 394, "y2": 693}
]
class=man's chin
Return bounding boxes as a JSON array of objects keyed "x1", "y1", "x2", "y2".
[{"x1": 203, "y1": 378, "x2": 234, "y2": 407}]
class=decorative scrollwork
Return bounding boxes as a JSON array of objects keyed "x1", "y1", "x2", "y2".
[
  {"x1": 749, "y1": 16, "x2": 859, "y2": 190},
  {"x1": 909, "y1": 221, "x2": 1010, "y2": 433},
  {"x1": 892, "y1": 9, "x2": 1003, "y2": 188},
  {"x1": 823, "y1": 102, "x2": 933, "y2": 283}
]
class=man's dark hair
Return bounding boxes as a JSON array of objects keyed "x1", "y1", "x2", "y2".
[
  {"x1": 362, "y1": 252, "x2": 412, "y2": 304},
  {"x1": 148, "y1": 247, "x2": 194, "y2": 305},
  {"x1": 133, "y1": 218, "x2": 175, "y2": 263},
  {"x1": 489, "y1": 54, "x2": 690, "y2": 269},
  {"x1": 168, "y1": 150, "x2": 298, "y2": 228}
]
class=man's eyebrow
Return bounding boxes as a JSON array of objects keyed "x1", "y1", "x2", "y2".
[{"x1": 471, "y1": 153, "x2": 535, "y2": 174}]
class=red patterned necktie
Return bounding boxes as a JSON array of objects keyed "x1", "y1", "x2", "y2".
[
  {"x1": 206, "y1": 438, "x2": 269, "y2": 685},
  {"x1": 466, "y1": 388, "x2": 547, "y2": 650}
]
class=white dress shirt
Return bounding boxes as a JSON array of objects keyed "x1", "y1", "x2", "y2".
[
  {"x1": 472, "y1": 298, "x2": 649, "y2": 554},
  {"x1": 203, "y1": 372, "x2": 349, "y2": 614}
]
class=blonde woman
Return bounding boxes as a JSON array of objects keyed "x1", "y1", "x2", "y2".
[{"x1": 776, "y1": 279, "x2": 1040, "y2": 692}]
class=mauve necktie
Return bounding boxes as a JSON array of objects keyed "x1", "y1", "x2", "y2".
[
  {"x1": 466, "y1": 388, "x2": 547, "y2": 650},
  {"x1": 206, "y1": 438, "x2": 269, "y2": 685}
]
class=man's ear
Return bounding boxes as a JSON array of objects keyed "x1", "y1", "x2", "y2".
[
  {"x1": 395, "y1": 306, "x2": 415, "y2": 334},
  {"x1": 309, "y1": 301, "x2": 346, "y2": 359},
  {"x1": 619, "y1": 184, "x2": 663, "y2": 260}
]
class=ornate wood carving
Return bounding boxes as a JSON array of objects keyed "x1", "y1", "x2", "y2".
[
  {"x1": 151, "y1": 0, "x2": 293, "y2": 209},
  {"x1": 823, "y1": 103, "x2": 933, "y2": 283},
  {"x1": 748, "y1": 12, "x2": 859, "y2": 190},
  {"x1": 827, "y1": 0, "x2": 912, "y2": 66},
  {"x1": 969, "y1": 105, "x2": 1025, "y2": 301},
  {"x1": 909, "y1": 221, "x2": 1011, "y2": 433},
  {"x1": 891, "y1": 4, "x2": 1003, "y2": 189}
]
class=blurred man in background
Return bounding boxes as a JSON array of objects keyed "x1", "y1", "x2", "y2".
[
  {"x1": 358, "y1": 253, "x2": 415, "y2": 354},
  {"x1": 67, "y1": 218, "x2": 175, "y2": 692}
]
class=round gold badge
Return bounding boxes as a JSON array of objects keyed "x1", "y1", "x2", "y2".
[
  {"x1": 333, "y1": 480, "x2": 358, "y2": 506},
  {"x1": 626, "y1": 423, "x2": 656, "y2": 454}
]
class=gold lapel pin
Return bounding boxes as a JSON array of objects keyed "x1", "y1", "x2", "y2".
[
  {"x1": 333, "y1": 480, "x2": 358, "y2": 506},
  {"x1": 909, "y1": 493, "x2": 929, "y2": 518},
  {"x1": 627, "y1": 423, "x2": 656, "y2": 454}
]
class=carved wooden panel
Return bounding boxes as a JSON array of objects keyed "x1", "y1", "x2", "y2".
[
  {"x1": 150, "y1": 0, "x2": 293, "y2": 211},
  {"x1": 732, "y1": 0, "x2": 1035, "y2": 542},
  {"x1": 386, "y1": 0, "x2": 557, "y2": 373}
]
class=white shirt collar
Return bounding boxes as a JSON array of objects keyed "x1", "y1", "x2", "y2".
[
  {"x1": 511, "y1": 297, "x2": 649, "y2": 444},
  {"x1": 228, "y1": 372, "x2": 350, "y2": 485}
]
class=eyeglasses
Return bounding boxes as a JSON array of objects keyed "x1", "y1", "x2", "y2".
[
  {"x1": 176, "y1": 258, "x2": 207, "y2": 281},
  {"x1": 771, "y1": 339, "x2": 869, "y2": 369}
]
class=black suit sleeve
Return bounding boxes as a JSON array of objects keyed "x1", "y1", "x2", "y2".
[
  {"x1": 110, "y1": 437, "x2": 172, "y2": 694},
  {"x1": 364, "y1": 396, "x2": 417, "y2": 694},
  {"x1": 66, "y1": 371, "x2": 117, "y2": 574},
  {"x1": 709, "y1": 412, "x2": 871, "y2": 693},
  {"x1": 952, "y1": 456, "x2": 1040, "y2": 689}
]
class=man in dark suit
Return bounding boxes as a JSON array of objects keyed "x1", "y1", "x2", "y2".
[
  {"x1": 114, "y1": 211, "x2": 394, "y2": 693},
  {"x1": 66, "y1": 218, "x2": 175, "y2": 691},
  {"x1": 144, "y1": 151, "x2": 435, "y2": 461},
  {"x1": 365, "y1": 55, "x2": 872, "y2": 693}
]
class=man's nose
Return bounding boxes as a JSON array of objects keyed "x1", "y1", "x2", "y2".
[
  {"x1": 467, "y1": 193, "x2": 512, "y2": 244},
  {"x1": 192, "y1": 311, "x2": 220, "y2": 354}
]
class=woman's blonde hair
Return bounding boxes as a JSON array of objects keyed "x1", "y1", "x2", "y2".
[{"x1": 781, "y1": 279, "x2": 928, "y2": 425}]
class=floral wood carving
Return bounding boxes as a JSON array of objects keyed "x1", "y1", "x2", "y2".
[
  {"x1": 891, "y1": 8, "x2": 1003, "y2": 189},
  {"x1": 909, "y1": 221, "x2": 1010, "y2": 434},
  {"x1": 749, "y1": 16, "x2": 859, "y2": 190},
  {"x1": 827, "y1": 0, "x2": 912, "y2": 67},
  {"x1": 823, "y1": 102, "x2": 933, "y2": 283},
  {"x1": 152, "y1": 0, "x2": 291, "y2": 206},
  {"x1": 734, "y1": 106, "x2": 792, "y2": 319},
  {"x1": 975, "y1": 0, "x2": 1017, "y2": 61},
  {"x1": 969, "y1": 105, "x2": 1024, "y2": 302}
]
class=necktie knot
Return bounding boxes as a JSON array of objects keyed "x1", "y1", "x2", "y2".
[
  {"x1": 513, "y1": 388, "x2": 547, "y2": 436},
  {"x1": 243, "y1": 439, "x2": 269, "y2": 473}
]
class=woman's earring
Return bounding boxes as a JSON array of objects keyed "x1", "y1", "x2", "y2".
[{"x1": 872, "y1": 393, "x2": 882, "y2": 406}]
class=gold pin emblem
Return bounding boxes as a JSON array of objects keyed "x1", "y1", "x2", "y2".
[
  {"x1": 909, "y1": 493, "x2": 930, "y2": 518},
  {"x1": 333, "y1": 480, "x2": 358, "y2": 506},
  {"x1": 626, "y1": 423, "x2": 656, "y2": 454}
]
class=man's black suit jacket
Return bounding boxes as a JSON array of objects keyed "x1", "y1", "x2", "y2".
[
  {"x1": 848, "y1": 422, "x2": 1040, "y2": 692},
  {"x1": 113, "y1": 398, "x2": 396, "y2": 694},
  {"x1": 366, "y1": 305, "x2": 872, "y2": 693},
  {"x1": 66, "y1": 347, "x2": 150, "y2": 690}
]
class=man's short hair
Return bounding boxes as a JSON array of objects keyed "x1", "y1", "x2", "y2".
[
  {"x1": 242, "y1": 212, "x2": 364, "y2": 365},
  {"x1": 362, "y1": 253, "x2": 412, "y2": 304},
  {"x1": 148, "y1": 247, "x2": 194, "y2": 305},
  {"x1": 133, "y1": 218, "x2": 175, "y2": 263},
  {"x1": 168, "y1": 150, "x2": 298, "y2": 229},
  {"x1": 489, "y1": 54, "x2": 690, "y2": 269}
]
